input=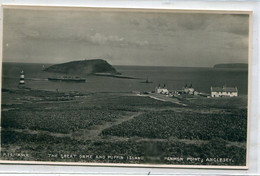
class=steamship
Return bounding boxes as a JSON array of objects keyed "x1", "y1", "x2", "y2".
[{"x1": 48, "y1": 76, "x2": 86, "y2": 82}]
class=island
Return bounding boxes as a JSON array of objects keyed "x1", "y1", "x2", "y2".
[
  {"x1": 44, "y1": 59, "x2": 119, "y2": 75},
  {"x1": 213, "y1": 63, "x2": 248, "y2": 69}
]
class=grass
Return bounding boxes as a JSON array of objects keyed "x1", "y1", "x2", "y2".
[
  {"x1": 2, "y1": 105, "x2": 127, "y2": 134},
  {"x1": 0, "y1": 89, "x2": 248, "y2": 166},
  {"x1": 182, "y1": 95, "x2": 248, "y2": 109},
  {"x1": 1, "y1": 130, "x2": 246, "y2": 165},
  {"x1": 101, "y1": 110, "x2": 247, "y2": 142}
]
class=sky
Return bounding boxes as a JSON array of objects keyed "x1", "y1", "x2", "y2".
[{"x1": 2, "y1": 7, "x2": 249, "y2": 67}]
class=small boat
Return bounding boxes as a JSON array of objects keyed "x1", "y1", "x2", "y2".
[
  {"x1": 48, "y1": 76, "x2": 86, "y2": 82},
  {"x1": 140, "y1": 77, "x2": 153, "y2": 84}
]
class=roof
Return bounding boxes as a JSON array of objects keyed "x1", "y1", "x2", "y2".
[{"x1": 211, "y1": 86, "x2": 237, "y2": 92}]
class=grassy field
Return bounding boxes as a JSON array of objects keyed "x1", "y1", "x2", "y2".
[
  {"x1": 101, "y1": 110, "x2": 247, "y2": 142},
  {"x1": 0, "y1": 89, "x2": 248, "y2": 166}
]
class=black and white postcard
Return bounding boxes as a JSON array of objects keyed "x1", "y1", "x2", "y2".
[{"x1": 0, "y1": 5, "x2": 251, "y2": 169}]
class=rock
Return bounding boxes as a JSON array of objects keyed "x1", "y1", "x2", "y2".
[{"x1": 44, "y1": 59, "x2": 119, "y2": 75}]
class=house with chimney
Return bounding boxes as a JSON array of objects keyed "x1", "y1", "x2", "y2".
[{"x1": 155, "y1": 84, "x2": 169, "y2": 95}]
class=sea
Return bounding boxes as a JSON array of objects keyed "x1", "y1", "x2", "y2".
[{"x1": 1, "y1": 63, "x2": 248, "y2": 95}]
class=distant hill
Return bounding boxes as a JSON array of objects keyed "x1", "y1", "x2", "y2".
[
  {"x1": 213, "y1": 63, "x2": 248, "y2": 69},
  {"x1": 44, "y1": 59, "x2": 119, "y2": 75}
]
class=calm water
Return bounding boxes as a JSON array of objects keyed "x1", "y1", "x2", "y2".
[{"x1": 1, "y1": 63, "x2": 248, "y2": 95}]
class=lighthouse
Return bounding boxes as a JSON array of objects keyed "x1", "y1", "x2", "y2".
[{"x1": 19, "y1": 70, "x2": 25, "y2": 84}]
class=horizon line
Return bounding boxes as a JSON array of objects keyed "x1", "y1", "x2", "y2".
[{"x1": 2, "y1": 61, "x2": 249, "y2": 69}]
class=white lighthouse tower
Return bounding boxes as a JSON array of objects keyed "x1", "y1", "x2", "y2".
[{"x1": 19, "y1": 70, "x2": 25, "y2": 84}]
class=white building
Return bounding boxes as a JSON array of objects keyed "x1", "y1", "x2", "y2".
[
  {"x1": 183, "y1": 87, "x2": 195, "y2": 95},
  {"x1": 183, "y1": 84, "x2": 195, "y2": 95},
  {"x1": 156, "y1": 84, "x2": 169, "y2": 95},
  {"x1": 211, "y1": 86, "x2": 238, "y2": 97}
]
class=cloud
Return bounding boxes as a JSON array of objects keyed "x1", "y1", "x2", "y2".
[
  {"x1": 226, "y1": 15, "x2": 249, "y2": 36},
  {"x1": 129, "y1": 19, "x2": 140, "y2": 26},
  {"x1": 177, "y1": 14, "x2": 209, "y2": 31},
  {"x1": 3, "y1": 8, "x2": 249, "y2": 66},
  {"x1": 224, "y1": 36, "x2": 248, "y2": 49},
  {"x1": 16, "y1": 28, "x2": 152, "y2": 49},
  {"x1": 89, "y1": 33, "x2": 151, "y2": 48},
  {"x1": 202, "y1": 14, "x2": 249, "y2": 36},
  {"x1": 90, "y1": 33, "x2": 124, "y2": 44},
  {"x1": 136, "y1": 40, "x2": 149, "y2": 46},
  {"x1": 24, "y1": 30, "x2": 40, "y2": 37}
]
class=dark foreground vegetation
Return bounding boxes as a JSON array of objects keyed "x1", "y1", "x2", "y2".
[
  {"x1": 1, "y1": 130, "x2": 245, "y2": 165},
  {"x1": 2, "y1": 107, "x2": 127, "y2": 134},
  {"x1": 1, "y1": 88, "x2": 248, "y2": 166},
  {"x1": 102, "y1": 110, "x2": 247, "y2": 142}
]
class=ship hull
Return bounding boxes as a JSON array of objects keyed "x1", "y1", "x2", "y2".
[{"x1": 48, "y1": 77, "x2": 86, "y2": 82}]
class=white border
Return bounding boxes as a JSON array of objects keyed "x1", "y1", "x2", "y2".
[{"x1": 0, "y1": 1, "x2": 259, "y2": 173}]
